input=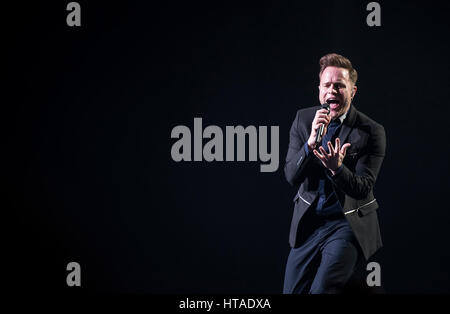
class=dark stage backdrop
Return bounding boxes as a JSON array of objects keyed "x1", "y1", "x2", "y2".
[{"x1": 6, "y1": 1, "x2": 450, "y2": 294}]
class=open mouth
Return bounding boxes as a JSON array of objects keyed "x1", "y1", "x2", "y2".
[{"x1": 326, "y1": 98, "x2": 340, "y2": 109}]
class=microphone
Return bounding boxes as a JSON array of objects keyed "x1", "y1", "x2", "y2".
[{"x1": 315, "y1": 103, "x2": 330, "y2": 145}]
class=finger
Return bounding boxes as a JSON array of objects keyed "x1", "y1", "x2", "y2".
[
  {"x1": 319, "y1": 146, "x2": 329, "y2": 160},
  {"x1": 317, "y1": 112, "x2": 330, "y2": 117},
  {"x1": 313, "y1": 120, "x2": 331, "y2": 134},
  {"x1": 327, "y1": 141, "x2": 334, "y2": 157},
  {"x1": 314, "y1": 119, "x2": 328, "y2": 127},
  {"x1": 313, "y1": 149, "x2": 325, "y2": 161},
  {"x1": 316, "y1": 114, "x2": 331, "y2": 123},
  {"x1": 340, "y1": 143, "x2": 351, "y2": 155},
  {"x1": 335, "y1": 137, "x2": 341, "y2": 154},
  {"x1": 315, "y1": 117, "x2": 330, "y2": 125},
  {"x1": 316, "y1": 114, "x2": 331, "y2": 122},
  {"x1": 313, "y1": 122, "x2": 323, "y2": 133}
]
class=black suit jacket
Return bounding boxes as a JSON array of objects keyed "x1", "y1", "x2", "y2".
[{"x1": 284, "y1": 105, "x2": 386, "y2": 260}]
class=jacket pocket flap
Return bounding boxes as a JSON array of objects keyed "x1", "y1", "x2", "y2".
[
  {"x1": 344, "y1": 199, "x2": 378, "y2": 216},
  {"x1": 293, "y1": 192, "x2": 314, "y2": 205},
  {"x1": 357, "y1": 199, "x2": 378, "y2": 216},
  {"x1": 345, "y1": 152, "x2": 358, "y2": 159}
]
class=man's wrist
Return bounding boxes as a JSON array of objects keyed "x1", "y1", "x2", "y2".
[
  {"x1": 307, "y1": 140, "x2": 316, "y2": 151},
  {"x1": 330, "y1": 164, "x2": 344, "y2": 176}
]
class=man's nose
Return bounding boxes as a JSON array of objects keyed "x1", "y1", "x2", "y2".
[{"x1": 328, "y1": 84, "x2": 338, "y2": 93}]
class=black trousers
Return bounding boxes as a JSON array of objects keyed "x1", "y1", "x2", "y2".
[{"x1": 283, "y1": 213, "x2": 361, "y2": 294}]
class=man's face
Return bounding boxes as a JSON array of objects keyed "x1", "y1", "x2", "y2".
[{"x1": 318, "y1": 66, "x2": 357, "y2": 120}]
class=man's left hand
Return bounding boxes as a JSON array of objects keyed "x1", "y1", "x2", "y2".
[{"x1": 313, "y1": 138, "x2": 351, "y2": 176}]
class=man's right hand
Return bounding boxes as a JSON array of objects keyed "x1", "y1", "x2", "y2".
[{"x1": 307, "y1": 108, "x2": 331, "y2": 150}]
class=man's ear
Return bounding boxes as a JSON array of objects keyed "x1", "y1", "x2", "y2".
[{"x1": 351, "y1": 85, "x2": 357, "y2": 99}]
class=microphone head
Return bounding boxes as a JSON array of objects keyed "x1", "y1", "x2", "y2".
[{"x1": 321, "y1": 103, "x2": 330, "y2": 110}]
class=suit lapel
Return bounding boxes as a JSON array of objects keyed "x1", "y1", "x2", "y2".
[{"x1": 337, "y1": 105, "x2": 357, "y2": 144}]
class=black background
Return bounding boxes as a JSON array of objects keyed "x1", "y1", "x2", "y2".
[{"x1": 6, "y1": 1, "x2": 450, "y2": 294}]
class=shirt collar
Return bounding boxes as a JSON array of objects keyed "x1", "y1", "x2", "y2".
[{"x1": 336, "y1": 106, "x2": 350, "y2": 124}]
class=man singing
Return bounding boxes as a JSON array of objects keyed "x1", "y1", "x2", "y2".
[{"x1": 283, "y1": 53, "x2": 386, "y2": 294}]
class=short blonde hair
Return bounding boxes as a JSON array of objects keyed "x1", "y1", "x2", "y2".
[{"x1": 319, "y1": 53, "x2": 358, "y2": 85}]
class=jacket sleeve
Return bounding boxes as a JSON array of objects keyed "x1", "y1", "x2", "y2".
[
  {"x1": 284, "y1": 110, "x2": 314, "y2": 186},
  {"x1": 329, "y1": 124, "x2": 386, "y2": 199}
]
